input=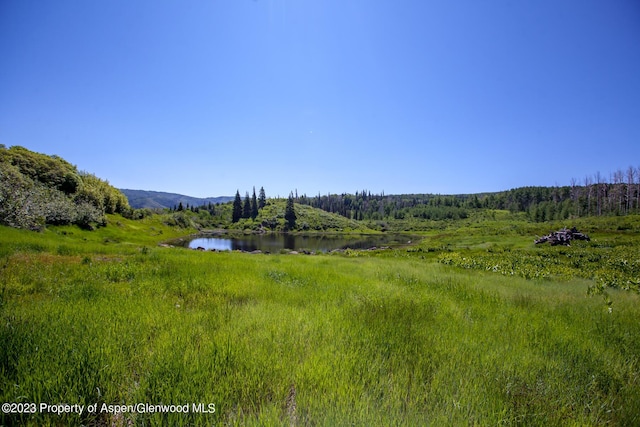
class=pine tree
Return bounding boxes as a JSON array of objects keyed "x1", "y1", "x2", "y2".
[
  {"x1": 242, "y1": 192, "x2": 251, "y2": 219},
  {"x1": 232, "y1": 190, "x2": 242, "y2": 223},
  {"x1": 251, "y1": 187, "x2": 259, "y2": 219},
  {"x1": 285, "y1": 193, "x2": 296, "y2": 229},
  {"x1": 258, "y1": 186, "x2": 266, "y2": 209}
]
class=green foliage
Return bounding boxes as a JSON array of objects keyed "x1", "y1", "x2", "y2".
[
  {"x1": 42, "y1": 187, "x2": 78, "y2": 225},
  {"x1": 292, "y1": 173, "x2": 640, "y2": 223},
  {"x1": 430, "y1": 215, "x2": 640, "y2": 299},
  {"x1": 0, "y1": 162, "x2": 46, "y2": 230},
  {"x1": 0, "y1": 145, "x2": 81, "y2": 194},
  {"x1": 0, "y1": 146, "x2": 129, "y2": 230},
  {"x1": 251, "y1": 200, "x2": 371, "y2": 232},
  {"x1": 121, "y1": 207, "x2": 154, "y2": 220},
  {"x1": 75, "y1": 172, "x2": 128, "y2": 215},
  {"x1": 163, "y1": 212, "x2": 197, "y2": 229}
]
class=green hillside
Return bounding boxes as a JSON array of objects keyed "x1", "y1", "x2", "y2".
[
  {"x1": 232, "y1": 199, "x2": 374, "y2": 232},
  {"x1": 120, "y1": 189, "x2": 233, "y2": 210},
  {"x1": 0, "y1": 145, "x2": 129, "y2": 230},
  {"x1": 160, "y1": 199, "x2": 375, "y2": 233}
]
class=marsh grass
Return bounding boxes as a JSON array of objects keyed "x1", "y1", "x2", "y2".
[{"x1": 1, "y1": 216, "x2": 639, "y2": 425}]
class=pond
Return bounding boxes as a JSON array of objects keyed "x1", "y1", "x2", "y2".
[{"x1": 174, "y1": 233, "x2": 415, "y2": 253}]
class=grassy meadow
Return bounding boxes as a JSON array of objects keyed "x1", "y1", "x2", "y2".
[{"x1": 1, "y1": 213, "x2": 639, "y2": 426}]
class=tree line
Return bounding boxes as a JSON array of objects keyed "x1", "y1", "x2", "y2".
[
  {"x1": 484, "y1": 167, "x2": 640, "y2": 221},
  {"x1": 232, "y1": 187, "x2": 267, "y2": 222},
  {"x1": 287, "y1": 166, "x2": 640, "y2": 223},
  {"x1": 146, "y1": 165, "x2": 640, "y2": 228},
  {"x1": 290, "y1": 190, "x2": 471, "y2": 222}
]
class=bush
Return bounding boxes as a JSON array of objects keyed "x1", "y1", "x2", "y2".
[
  {"x1": 43, "y1": 189, "x2": 77, "y2": 225},
  {"x1": 122, "y1": 207, "x2": 153, "y2": 220},
  {"x1": 0, "y1": 145, "x2": 81, "y2": 194},
  {"x1": 74, "y1": 201, "x2": 105, "y2": 230},
  {"x1": 164, "y1": 212, "x2": 194, "y2": 229},
  {"x1": 0, "y1": 163, "x2": 46, "y2": 230}
]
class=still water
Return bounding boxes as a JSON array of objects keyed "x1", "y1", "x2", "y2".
[{"x1": 179, "y1": 233, "x2": 414, "y2": 253}]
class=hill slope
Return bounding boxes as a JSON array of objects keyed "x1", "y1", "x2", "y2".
[
  {"x1": 0, "y1": 145, "x2": 129, "y2": 230},
  {"x1": 120, "y1": 189, "x2": 233, "y2": 209},
  {"x1": 229, "y1": 199, "x2": 374, "y2": 232}
]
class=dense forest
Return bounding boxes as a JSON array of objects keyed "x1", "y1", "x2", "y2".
[{"x1": 286, "y1": 167, "x2": 640, "y2": 223}]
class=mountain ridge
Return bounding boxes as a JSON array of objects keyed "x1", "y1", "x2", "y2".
[{"x1": 120, "y1": 189, "x2": 233, "y2": 210}]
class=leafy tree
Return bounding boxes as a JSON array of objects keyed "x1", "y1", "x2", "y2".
[
  {"x1": 74, "y1": 173, "x2": 128, "y2": 214},
  {"x1": 285, "y1": 193, "x2": 296, "y2": 229},
  {"x1": 0, "y1": 162, "x2": 46, "y2": 230},
  {"x1": 0, "y1": 145, "x2": 81, "y2": 194},
  {"x1": 258, "y1": 186, "x2": 266, "y2": 209},
  {"x1": 0, "y1": 161, "x2": 105, "y2": 230},
  {"x1": 43, "y1": 188, "x2": 77, "y2": 225},
  {"x1": 232, "y1": 190, "x2": 242, "y2": 223},
  {"x1": 74, "y1": 200, "x2": 105, "y2": 230}
]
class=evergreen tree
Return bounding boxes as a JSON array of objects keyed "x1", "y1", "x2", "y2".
[
  {"x1": 285, "y1": 193, "x2": 296, "y2": 229},
  {"x1": 251, "y1": 187, "x2": 259, "y2": 219},
  {"x1": 177, "y1": 202, "x2": 184, "y2": 212},
  {"x1": 258, "y1": 186, "x2": 266, "y2": 209},
  {"x1": 242, "y1": 192, "x2": 251, "y2": 219},
  {"x1": 232, "y1": 190, "x2": 242, "y2": 223}
]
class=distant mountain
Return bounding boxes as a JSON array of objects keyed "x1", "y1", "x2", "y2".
[{"x1": 120, "y1": 189, "x2": 233, "y2": 210}]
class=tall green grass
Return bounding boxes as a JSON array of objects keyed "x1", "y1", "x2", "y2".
[{"x1": 1, "y1": 218, "x2": 639, "y2": 425}]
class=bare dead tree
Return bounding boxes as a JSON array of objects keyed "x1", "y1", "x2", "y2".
[
  {"x1": 585, "y1": 175, "x2": 593, "y2": 216},
  {"x1": 570, "y1": 177, "x2": 580, "y2": 216},
  {"x1": 595, "y1": 171, "x2": 604, "y2": 216},
  {"x1": 626, "y1": 166, "x2": 635, "y2": 214},
  {"x1": 637, "y1": 166, "x2": 640, "y2": 214},
  {"x1": 613, "y1": 169, "x2": 624, "y2": 214}
]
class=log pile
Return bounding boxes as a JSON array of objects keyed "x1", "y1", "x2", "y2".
[{"x1": 535, "y1": 227, "x2": 590, "y2": 246}]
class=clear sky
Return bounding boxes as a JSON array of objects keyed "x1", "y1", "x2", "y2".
[{"x1": 1, "y1": 1, "x2": 639, "y2": 198}]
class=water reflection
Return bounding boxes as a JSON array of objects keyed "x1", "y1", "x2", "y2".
[{"x1": 182, "y1": 233, "x2": 413, "y2": 253}]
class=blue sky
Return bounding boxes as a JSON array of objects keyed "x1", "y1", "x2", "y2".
[{"x1": 1, "y1": 1, "x2": 639, "y2": 198}]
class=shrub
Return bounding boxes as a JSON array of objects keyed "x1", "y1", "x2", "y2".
[
  {"x1": 74, "y1": 201, "x2": 105, "y2": 230},
  {"x1": 0, "y1": 163, "x2": 46, "y2": 230},
  {"x1": 43, "y1": 189, "x2": 77, "y2": 225}
]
